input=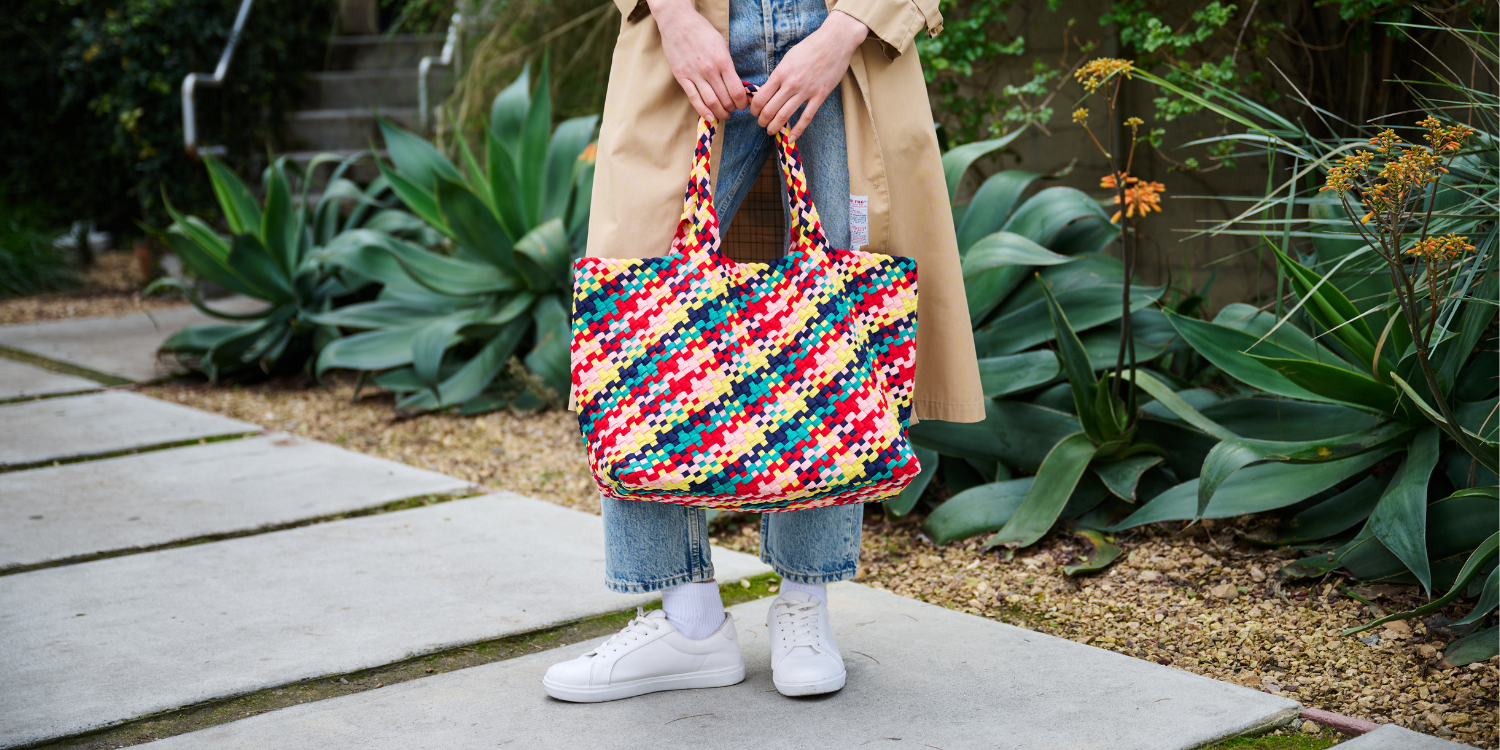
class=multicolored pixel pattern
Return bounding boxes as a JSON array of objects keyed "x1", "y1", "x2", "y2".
[{"x1": 571, "y1": 105, "x2": 921, "y2": 511}]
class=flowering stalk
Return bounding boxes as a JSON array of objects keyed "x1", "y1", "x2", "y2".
[
  {"x1": 1321, "y1": 116, "x2": 1485, "y2": 455},
  {"x1": 1074, "y1": 59, "x2": 1163, "y2": 410}
]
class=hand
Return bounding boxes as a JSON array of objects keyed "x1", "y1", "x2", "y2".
[
  {"x1": 649, "y1": 0, "x2": 749, "y2": 120},
  {"x1": 751, "y1": 10, "x2": 868, "y2": 141}
]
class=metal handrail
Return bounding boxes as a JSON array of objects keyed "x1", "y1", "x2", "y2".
[
  {"x1": 417, "y1": 13, "x2": 462, "y2": 134},
  {"x1": 182, "y1": 0, "x2": 256, "y2": 159}
]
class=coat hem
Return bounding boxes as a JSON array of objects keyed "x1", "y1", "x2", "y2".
[{"x1": 911, "y1": 398, "x2": 985, "y2": 424}]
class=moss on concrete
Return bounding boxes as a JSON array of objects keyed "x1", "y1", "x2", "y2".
[{"x1": 1204, "y1": 733, "x2": 1344, "y2": 748}]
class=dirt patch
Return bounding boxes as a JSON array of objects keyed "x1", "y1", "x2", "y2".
[
  {"x1": 0, "y1": 252, "x2": 188, "y2": 326},
  {"x1": 139, "y1": 377, "x2": 1497, "y2": 748}
]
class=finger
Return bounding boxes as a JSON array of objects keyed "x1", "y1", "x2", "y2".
[
  {"x1": 766, "y1": 92, "x2": 805, "y2": 136},
  {"x1": 702, "y1": 71, "x2": 737, "y2": 119},
  {"x1": 718, "y1": 61, "x2": 749, "y2": 112},
  {"x1": 677, "y1": 76, "x2": 714, "y2": 120},
  {"x1": 757, "y1": 82, "x2": 798, "y2": 131},
  {"x1": 692, "y1": 76, "x2": 731, "y2": 120},
  {"x1": 787, "y1": 93, "x2": 824, "y2": 142},
  {"x1": 750, "y1": 73, "x2": 781, "y2": 119}
]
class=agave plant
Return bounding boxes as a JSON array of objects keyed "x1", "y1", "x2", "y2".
[
  {"x1": 1094, "y1": 19, "x2": 1499, "y2": 661},
  {"x1": 145, "y1": 153, "x2": 423, "y2": 380},
  {"x1": 314, "y1": 64, "x2": 595, "y2": 413}
]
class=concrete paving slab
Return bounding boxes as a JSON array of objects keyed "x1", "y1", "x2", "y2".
[
  {"x1": 0, "y1": 298, "x2": 264, "y2": 382},
  {"x1": 0, "y1": 358, "x2": 101, "y2": 399},
  {"x1": 140, "y1": 582, "x2": 1302, "y2": 750},
  {"x1": 1337, "y1": 724, "x2": 1469, "y2": 748},
  {"x1": 0, "y1": 494, "x2": 771, "y2": 748},
  {"x1": 0, "y1": 434, "x2": 473, "y2": 569},
  {"x1": 0, "y1": 391, "x2": 260, "y2": 468}
]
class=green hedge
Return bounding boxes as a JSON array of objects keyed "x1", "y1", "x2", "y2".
[{"x1": 2, "y1": 0, "x2": 332, "y2": 235}]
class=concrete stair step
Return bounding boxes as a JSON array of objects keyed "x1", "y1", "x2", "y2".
[
  {"x1": 299, "y1": 69, "x2": 451, "y2": 110},
  {"x1": 325, "y1": 34, "x2": 445, "y2": 72},
  {"x1": 285, "y1": 108, "x2": 419, "y2": 153},
  {"x1": 280, "y1": 149, "x2": 389, "y2": 188}
]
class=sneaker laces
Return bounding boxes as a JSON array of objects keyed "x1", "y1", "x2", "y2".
[
  {"x1": 771, "y1": 598, "x2": 824, "y2": 651},
  {"x1": 588, "y1": 607, "x2": 663, "y2": 657}
]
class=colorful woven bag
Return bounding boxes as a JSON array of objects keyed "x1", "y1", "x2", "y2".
[{"x1": 570, "y1": 102, "x2": 921, "y2": 511}]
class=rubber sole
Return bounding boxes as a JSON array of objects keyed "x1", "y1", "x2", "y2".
[
  {"x1": 543, "y1": 663, "x2": 746, "y2": 703},
  {"x1": 773, "y1": 669, "x2": 846, "y2": 696}
]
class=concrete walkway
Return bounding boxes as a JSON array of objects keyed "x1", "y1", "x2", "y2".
[
  {"x1": 0, "y1": 434, "x2": 472, "y2": 569},
  {"x1": 1338, "y1": 724, "x2": 1468, "y2": 748},
  {"x1": 0, "y1": 391, "x2": 260, "y2": 468},
  {"x1": 0, "y1": 358, "x2": 100, "y2": 400},
  {"x1": 0, "y1": 494, "x2": 770, "y2": 747},
  {"x1": 139, "y1": 583, "x2": 1302, "y2": 750},
  {"x1": 0, "y1": 298, "x2": 263, "y2": 382}
]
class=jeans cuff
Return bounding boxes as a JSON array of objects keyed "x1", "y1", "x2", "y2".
[
  {"x1": 761, "y1": 556, "x2": 857, "y2": 585},
  {"x1": 604, "y1": 565, "x2": 717, "y2": 595}
]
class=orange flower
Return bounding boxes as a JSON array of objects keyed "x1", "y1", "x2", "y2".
[
  {"x1": 579, "y1": 142, "x2": 598, "y2": 163},
  {"x1": 1101, "y1": 172, "x2": 1165, "y2": 222},
  {"x1": 1406, "y1": 234, "x2": 1475, "y2": 263}
]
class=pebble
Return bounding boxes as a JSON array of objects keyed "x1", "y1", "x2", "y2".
[{"x1": 1209, "y1": 583, "x2": 1238, "y2": 600}]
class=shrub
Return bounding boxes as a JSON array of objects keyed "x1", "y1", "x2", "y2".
[{"x1": 2, "y1": 0, "x2": 332, "y2": 234}]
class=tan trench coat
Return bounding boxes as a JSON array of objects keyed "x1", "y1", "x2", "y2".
[{"x1": 577, "y1": 0, "x2": 985, "y2": 424}]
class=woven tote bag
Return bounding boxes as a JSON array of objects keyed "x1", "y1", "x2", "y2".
[{"x1": 571, "y1": 107, "x2": 921, "y2": 512}]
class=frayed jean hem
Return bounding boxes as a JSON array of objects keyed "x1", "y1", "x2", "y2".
[
  {"x1": 604, "y1": 566, "x2": 718, "y2": 595},
  {"x1": 760, "y1": 555, "x2": 857, "y2": 585}
]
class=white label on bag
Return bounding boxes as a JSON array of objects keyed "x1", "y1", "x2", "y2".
[{"x1": 850, "y1": 195, "x2": 869, "y2": 250}]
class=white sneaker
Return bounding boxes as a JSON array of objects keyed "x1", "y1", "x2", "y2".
[
  {"x1": 766, "y1": 590, "x2": 846, "y2": 696},
  {"x1": 542, "y1": 607, "x2": 745, "y2": 702}
]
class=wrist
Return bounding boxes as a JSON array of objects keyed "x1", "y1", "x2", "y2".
[
  {"x1": 824, "y1": 10, "x2": 870, "y2": 51},
  {"x1": 647, "y1": 0, "x2": 698, "y2": 26}
]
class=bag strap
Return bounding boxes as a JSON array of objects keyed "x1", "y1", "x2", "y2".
[{"x1": 672, "y1": 84, "x2": 832, "y2": 266}]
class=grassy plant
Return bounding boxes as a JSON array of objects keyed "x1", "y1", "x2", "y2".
[{"x1": 0, "y1": 205, "x2": 79, "y2": 298}]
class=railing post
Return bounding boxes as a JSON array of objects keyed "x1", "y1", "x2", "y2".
[
  {"x1": 418, "y1": 13, "x2": 462, "y2": 135},
  {"x1": 183, "y1": 0, "x2": 257, "y2": 159}
]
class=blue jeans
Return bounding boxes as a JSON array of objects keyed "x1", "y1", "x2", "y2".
[{"x1": 601, "y1": 0, "x2": 861, "y2": 595}]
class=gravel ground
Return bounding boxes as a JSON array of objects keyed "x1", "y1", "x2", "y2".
[
  {"x1": 0, "y1": 252, "x2": 189, "y2": 326},
  {"x1": 138, "y1": 377, "x2": 1497, "y2": 747}
]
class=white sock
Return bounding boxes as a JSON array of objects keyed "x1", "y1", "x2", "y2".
[
  {"x1": 779, "y1": 580, "x2": 827, "y2": 603},
  {"x1": 661, "y1": 581, "x2": 724, "y2": 640}
]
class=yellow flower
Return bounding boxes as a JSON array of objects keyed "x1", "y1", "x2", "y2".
[
  {"x1": 1075, "y1": 58, "x2": 1134, "y2": 93},
  {"x1": 1125, "y1": 117, "x2": 1144, "y2": 129},
  {"x1": 1072, "y1": 108, "x2": 1089, "y2": 124}
]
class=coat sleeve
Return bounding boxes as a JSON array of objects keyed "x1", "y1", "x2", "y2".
[
  {"x1": 615, "y1": 0, "x2": 651, "y2": 23},
  {"x1": 829, "y1": 0, "x2": 942, "y2": 59}
]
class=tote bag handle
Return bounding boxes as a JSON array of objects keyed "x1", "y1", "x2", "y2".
[{"x1": 672, "y1": 83, "x2": 833, "y2": 268}]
